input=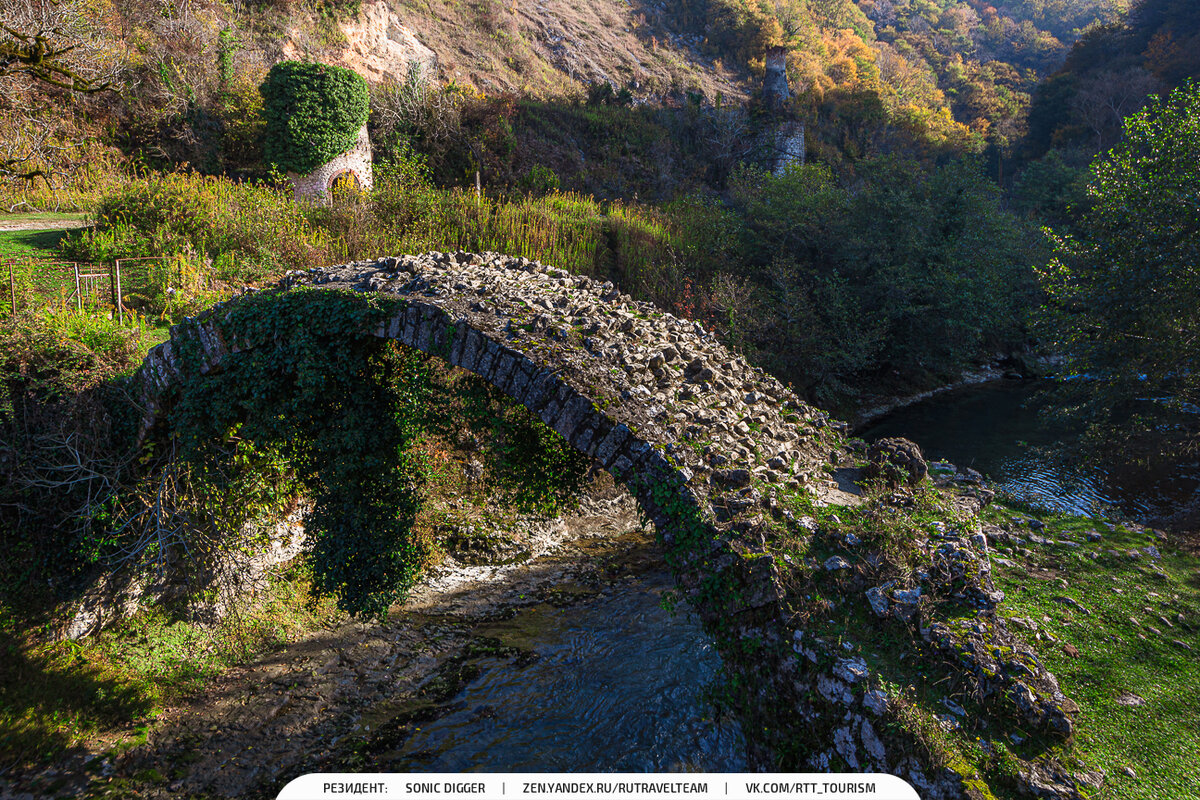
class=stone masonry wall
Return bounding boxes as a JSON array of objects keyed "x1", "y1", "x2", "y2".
[{"x1": 288, "y1": 124, "x2": 373, "y2": 200}]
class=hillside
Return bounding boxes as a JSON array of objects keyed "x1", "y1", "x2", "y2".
[
  {"x1": 1, "y1": 0, "x2": 1128, "y2": 196},
  {"x1": 1026, "y1": 0, "x2": 1200, "y2": 158},
  {"x1": 330, "y1": 0, "x2": 752, "y2": 99}
]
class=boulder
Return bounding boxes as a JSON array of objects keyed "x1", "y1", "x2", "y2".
[{"x1": 862, "y1": 437, "x2": 928, "y2": 488}]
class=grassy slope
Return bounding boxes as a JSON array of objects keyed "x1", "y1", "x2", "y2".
[{"x1": 987, "y1": 506, "x2": 1200, "y2": 798}]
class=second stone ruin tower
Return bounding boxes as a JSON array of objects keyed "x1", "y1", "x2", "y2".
[{"x1": 763, "y1": 45, "x2": 805, "y2": 175}]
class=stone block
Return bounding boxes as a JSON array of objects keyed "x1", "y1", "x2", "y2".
[
  {"x1": 595, "y1": 424, "x2": 631, "y2": 467},
  {"x1": 611, "y1": 454, "x2": 634, "y2": 480},
  {"x1": 492, "y1": 352, "x2": 518, "y2": 388},
  {"x1": 539, "y1": 399, "x2": 561, "y2": 427},
  {"x1": 524, "y1": 371, "x2": 557, "y2": 410},
  {"x1": 571, "y1": 423, "x2": 598, "y2": 456},
  {"x1": 428, "y1": 312, "x2": 450, "y2": 354},
  {"x1": 552, "y1": 395, "x2": 591, "y2": 441},
  {"x1": 476, "y1": 339, "x2": 498, "y2": 377},
  {"x1": 402, "y1": 305, "x2": 421, "y2": 346},
  {"x1": 449, "y1": 320, "x2": 469, "y2": 364},
  {"x1": 417, "y1": 309, "x2": 436, "y2": 351},
  {"x1": 460, "y1": 329, "x2": 483, "y2": 371},
  {"x1": 508, "y1": 361, "x2": 533, "y2": 401}
]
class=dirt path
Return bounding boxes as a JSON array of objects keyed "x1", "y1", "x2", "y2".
[
  {"x1": 0, "y1": 215, "x2": 90, "y2": 233},
  {"x1": 9, "y1": 491, "x2": 657, "y2": 800}
]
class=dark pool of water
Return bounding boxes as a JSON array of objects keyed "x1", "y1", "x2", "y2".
[
  {"x1": 386, "y1": 571, "x2": 746, "y2": 772},
  {"x1": 860, "y1": 380, "x2": 1199, "y2": 520}
]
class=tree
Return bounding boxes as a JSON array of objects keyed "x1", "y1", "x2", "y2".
[
  {"x1": 0, "y1": 1, "x2": 116, "y2": 203},
  {"x1": 1069, "y1": 67, "x2": 1161, "y2": 152},
  {"x1": 1040, "y1": 81, "x2": 1200, "y2": 459}
]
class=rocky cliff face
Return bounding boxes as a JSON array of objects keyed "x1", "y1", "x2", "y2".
[
  {"x1": 318, "y1": 0, "x2": 749, "y2": 99},
  {"x1": 336, "y1": 0, "x2": 438, "y2": 83}
]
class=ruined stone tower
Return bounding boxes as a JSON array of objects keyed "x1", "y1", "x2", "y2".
[
  {"x1": 764, "y1": 46, "x2": 791, "y2": 112},
  {"x1": 762, "y1": 45, "x2": 805, "y2": 175},
  {"x1": 290, "y1": 123, "x2": 374, "y2": 200}
]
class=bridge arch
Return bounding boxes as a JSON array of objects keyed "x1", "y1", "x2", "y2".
[
  {"x1": 130, "y1": 252, "x2": 1071, "y2": 788},
  {"x1": 135, "y1": 251, "x2": 832, "y2": 622}
]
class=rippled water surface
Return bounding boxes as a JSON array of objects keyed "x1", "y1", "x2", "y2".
[
  {"x1": 860, "y1": 380, "x2": 1199, "y2": 519},
  {"x1": 390, "y1": 571, "x2": 746, "y2": 772}
]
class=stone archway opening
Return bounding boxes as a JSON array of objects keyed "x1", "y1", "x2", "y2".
[{"x1": 329, "y1": 169, "x2": 363, "y2": 199}]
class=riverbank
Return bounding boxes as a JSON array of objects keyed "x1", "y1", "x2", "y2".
[
  {"x1": 982, "y1": 502, "x2": 1200, "y2": 799},
  {"x1": 1, "y1": 484, "x2": 677, "y2": 799},
  {"x1": 850, "y1": 366, "x2": 1008, "y2": 432}
]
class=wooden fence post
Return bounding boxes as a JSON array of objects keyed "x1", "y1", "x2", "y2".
[
  {"x1": 74, "y1": 263, "x2": 83, "y2": 313},
  {"x1": 113, "y1": 259, "x2": 124, "y2": 324}
]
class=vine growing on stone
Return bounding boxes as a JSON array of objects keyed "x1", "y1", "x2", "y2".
[
  {"x1": 161, "y1": 288, "x2": 592, "y2": 618},
  {"x1": 170, "y1": 289, "x2": 428, "y2": 618},
  {"x1": 260, "y1": 61, "x2": 369, "y2": 175}
]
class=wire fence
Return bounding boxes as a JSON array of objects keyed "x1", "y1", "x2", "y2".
[{"x1": 0, "y1": 255, "x2": 210, "y2": 322}]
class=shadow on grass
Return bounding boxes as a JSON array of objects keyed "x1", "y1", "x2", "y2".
[
  {"x1": 0, "y1": 626, "x2": 155, "y2": 773},
  {"x1": 0, "y1": 228, "x2": 78, "y2": 259}
]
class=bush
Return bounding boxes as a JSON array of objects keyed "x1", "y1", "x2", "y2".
[
  {"x1": 62, "y1": 171, "x2": 328, "y2": 284},
  {"x1": 715, "y1": 157, "x2": 1040, "y2": 401},
  {"x1": 0, "y1": 311, "x2": 146, "y2": 609}
]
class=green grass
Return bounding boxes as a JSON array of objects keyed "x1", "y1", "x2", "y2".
[
  {"x1": 0, "y1": 228, "x2": 79, "y2": 261},
  {"x1": 0, "y1": 566, "x2": 343, "y2": 772},
  {"x1": 986, "y1": 506, "x2": 1200, "y2": 799}
]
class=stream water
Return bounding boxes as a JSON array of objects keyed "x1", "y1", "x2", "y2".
[
  {"x1": 387, "y1": 571, "x2": 746, "y2": 772},
  {"x1": 859, "y1": 379, "x2": 1200, "y2": 521}
]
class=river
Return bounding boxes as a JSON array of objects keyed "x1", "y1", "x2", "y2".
[
  {"x1": 377, "y1": 570, "x2": 746, "y2": 773},
  {"x1": 859, "y1": 379, "x2": 1199, "y2": 522}
]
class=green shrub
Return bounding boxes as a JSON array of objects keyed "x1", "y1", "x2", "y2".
[
  {"x1": 0, "y1": 311, "x2": 147, "y2": 610},
  {"x1": 260, "y1": 61, "x2": 369, "y2": 175}
]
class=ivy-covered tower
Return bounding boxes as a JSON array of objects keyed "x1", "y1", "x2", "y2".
[{"x1": 261, "y1": 61, "x2": 372, "y2": 199}]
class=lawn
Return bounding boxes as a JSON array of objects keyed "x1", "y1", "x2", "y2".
[{"x1": 0, "y1": 229, "x2": 76, "y2": 261}]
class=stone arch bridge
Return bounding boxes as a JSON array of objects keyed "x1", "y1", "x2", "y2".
[
  {"x1": 137, "y1": 250, "x2": 840, "y2": 569},
  {"x1": 132, "y1": 252, "x2": 1078, "y2": 796}
]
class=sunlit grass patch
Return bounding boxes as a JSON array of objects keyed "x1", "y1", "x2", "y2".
[{"x1": 987, "y1": 507, "x2": 1200, "y2": 799}]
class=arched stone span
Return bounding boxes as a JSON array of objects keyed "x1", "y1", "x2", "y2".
[
  {"x1": 137, "y1": 250, "x2": 839, "y2": 562},
  {"x1": 132, "y1": 252, "x2": 1075, "y2": 791}
]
